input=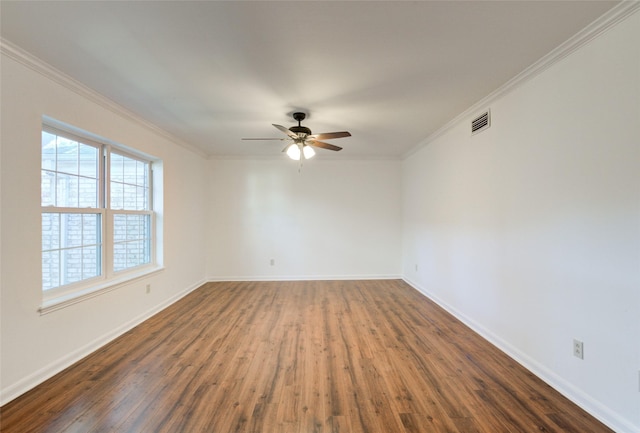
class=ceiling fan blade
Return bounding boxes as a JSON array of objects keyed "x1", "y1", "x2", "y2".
[
  {"x1": 241, "y1": 138, "x2": 286, "y2": 141},
  {"x1": 273, "y1": 124, "x2": 299, "y2": 139},
  {"x1": 306, "y1": 140, "x2": 342, "y2": 151},
  {"x1": 307, "y1": 131, "x2": 351, "y2": 140}
]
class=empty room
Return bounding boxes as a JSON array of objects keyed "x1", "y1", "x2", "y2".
[{"x1": 1, "y1": 1, "x2": 638, "y2": 432}]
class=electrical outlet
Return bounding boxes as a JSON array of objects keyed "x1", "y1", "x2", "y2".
[
  {"x1": 415, "y1": 264, "x2": 418, "y2": 271},
  {"x1": 270, "y1": 259, "x2": 275, "y2": 266},
  {"x1": 146, "y1": 284, "x2": 151, "y2": 294},
  {"x1": 573, "y1": 339, "x2": 584, "y2": 359}
]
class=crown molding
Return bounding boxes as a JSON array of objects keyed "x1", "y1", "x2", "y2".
[
  {"x1": 402, "y1": 1, "x2": 640, "y2": 159},
  {"x1": 0, "y1": 38, "x2": 209, "y2": 159}
]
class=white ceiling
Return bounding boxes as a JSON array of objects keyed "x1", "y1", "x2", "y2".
[{"x1": 1, "y1": 1, "x2": 619, "y2": 159}]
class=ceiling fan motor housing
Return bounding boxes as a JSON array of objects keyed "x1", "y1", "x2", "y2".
[{"x1": 290, "y1": 125, "x2": 312, "y2": 136}]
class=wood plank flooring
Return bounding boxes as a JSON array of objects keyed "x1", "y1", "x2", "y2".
[{"x1": 1, "y1": 280, "x2": 613, "y2": 432}]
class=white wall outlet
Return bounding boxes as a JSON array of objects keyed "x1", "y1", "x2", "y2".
[
  {"x1": 415, "y1": 264, "x2": 418, "y2": 271},
  {"x1": 270, "y1": 258, "x2": 275, "y2": 266},
  {"x1": 146, "y1": 284, "x2": 151, "y2": 294},
  {"x1": 573, "y1": 339, "x2": 584, "y2": 359}
]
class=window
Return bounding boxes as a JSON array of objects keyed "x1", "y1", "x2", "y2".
[
  {"x1": 110, "y1": 152, "x2": 152, "y2": 272},
  {"x1": 41, "y1": 125, "x2": 157, "y2": 300}
]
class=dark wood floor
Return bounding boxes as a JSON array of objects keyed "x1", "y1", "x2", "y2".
[{"x1": 1, "y1": 280, "x2": 613, "y2": 432}]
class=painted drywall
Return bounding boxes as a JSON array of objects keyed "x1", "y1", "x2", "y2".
[
  {"x1": 0, "y1": 50, "x2": 208, "y2": 404},
  {"x1": 207, "y1": 158, "x2": 402, "y2": 280},
  {"x1": 402, "y1": 10, "x2": 640, "y2": 432}
]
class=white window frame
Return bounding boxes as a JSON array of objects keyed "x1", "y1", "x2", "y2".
[{"x1": 41, "y1": 122, "x2": 162, "y2": 313}]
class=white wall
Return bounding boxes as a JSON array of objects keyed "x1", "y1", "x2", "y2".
[
  {"x1": 207, "y1": 158, "x2": 402, "y2": 280},
  {"x1": 402, "y1": 10, "x2": 640, "y2": 433},
  {"x1": 0, "y1": 49, "x2": 208, "y2": 404}
]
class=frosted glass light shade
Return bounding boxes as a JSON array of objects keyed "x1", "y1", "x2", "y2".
[
  {"x1": 303, "y1": 145, "x2": 315, "y2": 159},
  {"x1": 286, "y1": 144, "x2": 301, "y2": 160}
]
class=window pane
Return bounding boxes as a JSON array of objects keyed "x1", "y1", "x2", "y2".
[
  {"x1": 125, "y1": 215, "x2": 138, "y2": 239},
  {"x1": 42, "y1": 132, "x2": 57, "y2": 171},
  {"x1": 42, "y1": 131, "x2": 99, "y2": 211},
  {"x1": 136, "y1": 161, "x2": 147, "y2": 186},
  {"x1": 56, "y1": 137, "x2": 78, "y2": 175},
  {"x1": 82, "y1": 245, "x2": 100, "y2": 279},
  {"x1": 62, "y1": 213, "x2": 82, "y2": 248},
  {"x1": 42, "y1": 212, "x2": 101, "y2": 290},
  {"x1": 42, "y1": 250, "x2": 60, "y2": 291},
  {"x1": 110, "y1": 181, "x2": 124, "y2": 209},
  {"x1": 123, "y1": 184, "x2": 137, "y2": 210},
  {"x1": 113, "y1": 242, "x2": 126, "y2": 272},
  {"x1": 56, "y1": 173, "x2": 79, "y2": 207},
  {"x1": 42, "y1": 213, "x2": 60, "y2": 251},
  {"x1": 123, "y1": 157, "x2": 137, "y2": 184},
  {"x1": 130, "y1": 215, "x2": 147, "y2": 239},
  {"x1": 113, "y1": 213, "x2": 151, "y2": 272},
  {"x1": 83, "y1": 214, "x2": 99, "y2": 245},
  {"x1": 79, "y1": 177, "x2": 98, "y2": 208},
  {"x1": 136, "y1": 186, "x2": 147, "y2": 211},
  {"x1": 79, "y1": 143, "x2": 98, "y2": 178},
  {"x1": 62, "y1": 248, "x2": 83, "y2": 285},
  {"x1": 111, "y1": 153, "x2": 149, "y2": 211},
  {"x1": 111, "y1": 153, "x2": 124, "y2": 183},
  {"x1": 114, "y1": 214, "x2": 126, "y2": 242},
  {"x1": 41, "y1": 171, "x2": 56, "y2": 206},
  {"x1": 126, "y1": 241, "x2": 140, "y2": 268}
]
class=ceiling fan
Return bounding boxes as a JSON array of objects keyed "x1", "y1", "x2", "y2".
[{"x1": 242, "y1": 112, "x2": 351, "y2": 160}]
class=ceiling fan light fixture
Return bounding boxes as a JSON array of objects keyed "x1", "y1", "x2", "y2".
[
  {"x1": 245, "y1": 112, "x2": 350, "y2": 161},
  {"x1": 286, "y1": 143, "x2": 301, "y2": 160},
  {"x1": 303, "y1": 145, "x2": 315, "y2": 159}
]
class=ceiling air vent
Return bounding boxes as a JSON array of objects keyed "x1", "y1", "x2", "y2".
[{"x1": 471, "y1": 110, "x2": 490, "y2": 135}]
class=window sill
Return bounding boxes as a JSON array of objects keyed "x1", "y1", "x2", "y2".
[{"x1": 39, "y1": 266, "x2": 165, "y2": 315}]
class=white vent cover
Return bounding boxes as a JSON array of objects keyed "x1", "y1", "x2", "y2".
[{"x1": 472, "y1": 110, "x2": 491, "y2": 134}]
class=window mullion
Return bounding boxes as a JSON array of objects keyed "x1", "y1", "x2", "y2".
[
  {"x1": 58, "y1": 212, "x2": 65, "y2": 286},
  {"x1": 102, "y1": 147, "x2": 109, "y2": 209},
  {"x1": 103, "y1": 146, "x2": 111, "y2": 279},
  {"x1": 104, "y1": 208, "x2": 112, "y2": 278},
  {"x1": 148, "y1": 163, "x2": 153, "y2": 211}
]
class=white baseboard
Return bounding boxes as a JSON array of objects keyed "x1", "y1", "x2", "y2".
[
  {"x1": 0, "y1": 278, "x2": 206, "y2": 406},
  {"x1": 402, "y1": 277, "x2": 639, "y2": 433}
]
